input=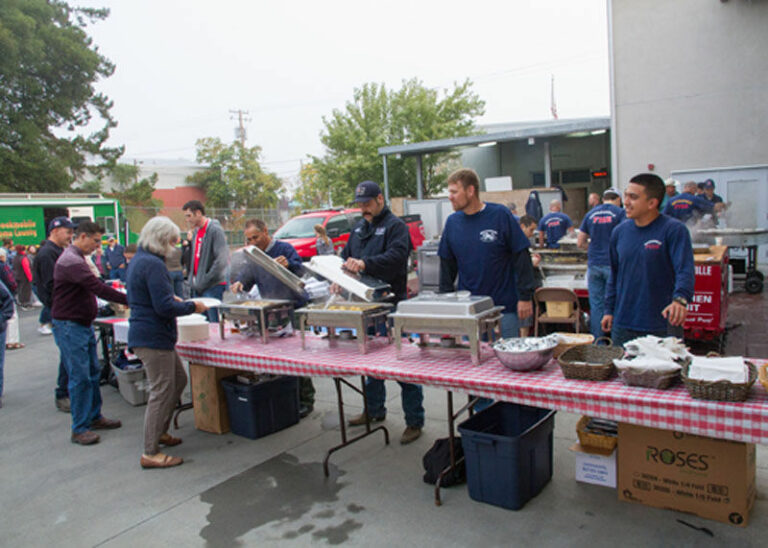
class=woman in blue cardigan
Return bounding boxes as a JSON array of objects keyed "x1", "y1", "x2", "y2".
[{"x1": 127, "y1": 217, "x2": 207, "y2": 469}]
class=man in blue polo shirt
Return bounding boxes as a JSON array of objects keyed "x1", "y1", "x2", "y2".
[
  {"x1": 602, "y1": 173, "x2": 694, "y2": 348},
  {"x1": 663, "y1": 181, "x2": 715, "y2": 223},
  {"x1": 439, "y1": 168, "x2": 535, "y2": 339},
  {"x1": 537, "y1": 200, "x2": 573, "y2": 249},
  {"x1": 577, "y1": 187, "x2": 626, "y2": 338},
  {"x1": 701, "y1": 179, "x2": 724, "y2": 205}
]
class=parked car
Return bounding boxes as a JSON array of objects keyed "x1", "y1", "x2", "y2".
[{"x1": 273, "y1": 208, "x2": 426, "y2": 260}]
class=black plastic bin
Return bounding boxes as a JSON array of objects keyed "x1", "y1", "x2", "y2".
[
  {"x1": 221, "y1": 375, "x2": 300, "y2": 439},
  {"x1": 457, "y1": 402, "x2": 556, "y2": 510}
]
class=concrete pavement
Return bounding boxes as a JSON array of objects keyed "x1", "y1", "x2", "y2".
[{"x1": 1, "y1": 298, "x2": 767, "y2": 547}]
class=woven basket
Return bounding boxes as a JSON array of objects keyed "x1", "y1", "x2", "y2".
[
  {"x1": 576, "y1": 416, "x2": 617, "y2": 453},
  {"x1": 552, "y1": 333, "x2": 594, "y2": 358},
  {"x1": 681, "y1": 361, "x2": 757, "y2": 402},
  {"x1": 558, "y1": 340, "x2": 624, "y2": 381},
  {"x1": 617, "y1": 356, "x2": 689, "y2": 390},
  {"x1": 759, "y1": 363, "x2": 768, "y2": 393}
]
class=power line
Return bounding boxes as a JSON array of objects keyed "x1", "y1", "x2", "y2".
[{"x1": 229, "y1": 109, "x2": 251, "y2": 147}]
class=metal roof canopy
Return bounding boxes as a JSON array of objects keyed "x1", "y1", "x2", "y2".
[{"x1": 376, "y1": 117, "x2": 610, "y2": 201}]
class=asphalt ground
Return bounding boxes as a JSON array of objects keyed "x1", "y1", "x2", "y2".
[{"x1": 1, "y1": 292, "x2": 767, "y2": 547}]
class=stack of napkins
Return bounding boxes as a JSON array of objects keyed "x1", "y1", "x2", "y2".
[
  {"x1": 616, "y1": 336, "x2": 692, "y2": 373},
  {"x1": 687, "y1": 356, "x2": 749, "y2": 384}
]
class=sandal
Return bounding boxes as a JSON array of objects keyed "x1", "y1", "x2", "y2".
[
  {"x1": 140, "y1": 453, "x2": 183, "y2": 469},
  {"x1": 159, "y1": 433, "x2": 183, "y2": 447}
]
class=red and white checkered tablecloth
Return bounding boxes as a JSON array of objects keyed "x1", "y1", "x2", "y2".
[{"x1": 175, "y1": 329, "x2": 768, "y2": 444}]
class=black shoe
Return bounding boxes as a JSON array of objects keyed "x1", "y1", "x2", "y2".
[{"x1": 299, "y1": 404, "x2": 313, "y2": 418}]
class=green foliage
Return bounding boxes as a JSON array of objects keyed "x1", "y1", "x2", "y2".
[
  {"x1": 0, "y1": 0, "x2": 122, "y2": 192},
  {"x1": 187, "y1": 138, "x2": 281, "y2": 209},
  {"x1": 105, "y1": 163, "x2": 162, "y2": 207},
  {"x1": 300, "y1": 78, "x2": 484, "y2": 207},
  {"x1": 77, "y1": 179, "x2": 103, "y2": 193}
]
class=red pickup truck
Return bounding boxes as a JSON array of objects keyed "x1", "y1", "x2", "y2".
[{"x1": 273, "y1": 208, "x2": 425, "y2": 260}]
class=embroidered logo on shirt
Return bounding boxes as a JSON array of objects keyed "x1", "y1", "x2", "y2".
[
  {"x1": 375, "y1": 227, "x2": 386, "y2": 236},
  {"x1": 479, "y1": 229, "x2": 498, "y2": 243},
  {"x1": 644, "y1": 239, "x2": 662, "y2": 250}
]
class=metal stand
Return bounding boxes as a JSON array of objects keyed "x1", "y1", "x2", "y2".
[
  {"x1": 434, "y1": 392, "x2": 478, "y2": 506},
  {"x1": 323, "y1": 376, "x2": 390, "y2": 477}
]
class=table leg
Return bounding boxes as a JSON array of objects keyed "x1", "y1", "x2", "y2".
[
  {"x1": 357, "y1": 318, "x2": 366, "y2": 354},
  {"x1": 219, "y1": 317, "x2": 226, "y2": 340},
  {"x1": 435, "y1": 392, "x2": 479, "y2": 506},
  {"x1": 97, "y1": 325, "x2": 112, "y2": 384},
  {"x1": 323, "y1": 376, "x2": 390, "y2": 477},
  {"x1": 299, "y1": 315, "x2": 307, "y2": 350},
  {"x1": 469, "y1": 331, "x2": 480, "y2": 366}
]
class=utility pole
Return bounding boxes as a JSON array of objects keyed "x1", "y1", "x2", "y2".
[{"x1": 229, "y1": 109, "x2": 251, "y2": 147}]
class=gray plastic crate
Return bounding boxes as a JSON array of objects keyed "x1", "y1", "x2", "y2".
[{"x1": 111, "y1": 364, "x2": 149, "y2": 406}]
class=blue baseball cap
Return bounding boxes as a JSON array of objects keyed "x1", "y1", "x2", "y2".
[
  {"x1": 49, "y1": 216, "x2": 76, "y2": 231},
  {"x1": 703, "y1": 179, "x2": 715, "y2": 189},
  {"x1": 354, "y1": 181, "x2": 382, "y2": 202}
]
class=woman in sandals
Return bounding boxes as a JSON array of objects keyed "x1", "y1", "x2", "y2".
[{"x1": 126, "y1": 217, "x2": 208, "y2": 469}]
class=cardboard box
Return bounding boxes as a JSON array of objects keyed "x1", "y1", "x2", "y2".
[
  {"x1": 570, "y1": 443, "x2": 617, "y2": 488},
  {"x1": 617, "y1": 423, "x2": 756, "y2": 527},
  {"x1": 545, "y1": 301, "x2": 574, "y2": 318},
  {"x1": 189, "y1": 363, "x2": 240, "y2": 434}
]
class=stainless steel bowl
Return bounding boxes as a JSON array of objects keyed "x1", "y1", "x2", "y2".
[{"x1": 493, "y1": 336, "x2": 558, "y2": 371}]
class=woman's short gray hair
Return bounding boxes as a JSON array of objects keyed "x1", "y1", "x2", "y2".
[{"x1": 138, "y1": 216, "x2": 180, "y2": 256}]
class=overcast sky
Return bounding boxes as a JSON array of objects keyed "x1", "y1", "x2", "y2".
[{"x1": 77, "y1": 0, "x2": 610, "y2": 182}]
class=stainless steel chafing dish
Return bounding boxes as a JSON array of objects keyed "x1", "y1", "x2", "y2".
[
  {"x1": 694, "y1": 228, "x2": 768, "y2": 247},
  {"x1": 388, "y1": 292, "x2": 504, "y2": 365},
  {"x1": 217, "y1": 299, "x2": 294, "y2": 343},
  {"x1": 295, "y1": 301, "x2": 394, "y2": 354},
  {"x1": 242, "y1": 245, "x2": 306, "y2": 295}
]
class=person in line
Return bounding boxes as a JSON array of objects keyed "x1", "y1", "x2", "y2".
[
  {"x1": 602, "y1": 174, "x2": 695, "y2": 348},
  {"x1": 587, "y1": 192, "x2": 601, "y2": 210},
  {"x1": 701, "y1": 179, "x2": 724, "y2": 205},
  {"x1": 180, "y1": 237, "x2": 192, "y2": 279},
  {"x1": 0, "y1": 279, "x2": 15, "y2": 408},
  {"x1": 231, "y1": 218, "x2": 316, "y2": 418},
  {"x1": 577, "y1": 187, "x2": 626, "y2": 338},
  {"x1": 32, "y1": 216, "x2": 74, "y2": 412},
  {"x1": 663, "y1": 181, "x2": 718, "y2": 223},
  {"x1": 342, "y1": 181, "x2": 424, "y2": 445},
  {"x1": 183, "y1": 200, "x2": 229, "y2": 322},
  {"x1": 12, "y1": 245, "x2": 33, "y2": 308},
  {"x1": 126, "y1": 217, "x2": 207, "y2": 468},
  {"x1": 517, "y1": 215, "x2": 543, "y2": 337},
  {"x1": 104, "y1": 236, "x2": 127, "y2": 282},
  {"x1": 508, "y1": 202, "x2": 520, "y2": 221},
  {"x1": 0, "y1": 250, "x2": 22, "y2": 351},
  {"x1": 165, "y1": 240, "x2": 185, "y2": 299},
  {"x1": 314, "y1": 224, "x2": 335, "y2": 256},
  {"x1": 92, "y1": 246, "x2": 106, "y2": 279},
  {"x1": 661, "y1": 178, "x2": 679, "y2": 211},
  {"x1": 51, "y1": 221, "x2": 129, "y2": 445},
  {"x1": 537, "y1": 200, "x2": 573, "y2": 249},
  {"x1": 2, "y1": 239, "x2": 16, "y2": 264}
]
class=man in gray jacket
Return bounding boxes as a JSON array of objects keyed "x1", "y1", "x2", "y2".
[{"x1": 183, "y1": 200, "x2": 229, "y2": 322}]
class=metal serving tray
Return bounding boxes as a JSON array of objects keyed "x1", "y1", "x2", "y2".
[
  {"x1": 392, "y1": 293, "x2": 495, "y2": 317},
  {"x1": 218, "y1": 298, "x2": 294, "y2": 343},
  {"x1": 695, "y1": 228, "x2": 768, "y2": 248},
  {"x1": 295, "y1": 301, "x2": 394, "y2": 354},
  {"x1": 242, "y1": 245, "x2": 306, "y2": 296}
]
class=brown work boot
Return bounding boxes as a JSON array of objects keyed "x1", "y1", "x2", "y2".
[
  {"x1": 91, "y1": 416, "x2": 122, "y2": 430},
  {"x1": 347, "y1": 412, "x2": 386, "y2": 427},
  {"x1": 71, "y1": 430, "x2": 100, "y2": 445},
  {"x1": 400, "y1": 426, "x2": 422, "y2": 445}
]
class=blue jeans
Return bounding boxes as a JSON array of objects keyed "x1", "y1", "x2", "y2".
[
  {"x1": 0, "y1": 327, "x2": 5, "y2": 397},
  {"x1": 364, "y1": 378, "x2": 424, "y2": 428},
  {"x1": 587, "y1": 265, "x2": 611, "y2": 339},
  {"x1": 52, "y1": 320, "x2": 103, "y2": 433},
  {"x1": 193, "y1": 284, "x2": 226, "y2": 322},
  {"x1": 55, "y1": 353, "x2": 69, "y2": 400},
  {"x1": 39, "y1": 304, "x2": 51, "y2": 325},
  {"x1": 108, "y1": 268, "x2": 126, "y2": 282},
  {"x1": 169, "y1": 270, "x2": 185, "y2": 299},
  {"x1": 611, "y1": 325, "x2": 684, "y2": 349}
]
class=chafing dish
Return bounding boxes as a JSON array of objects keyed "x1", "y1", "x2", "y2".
[
  {"x1": 694, "y1": 228, "x2": 768, "y2": 247},
  {"x1": 295, "y1": 301, "x2": 394, "y2": 354},
  {"x1": 242, "y1": 245, "x2": 306, "y2": 296},
  {"x1": 217, "y1": 299, "x2": 294, "y2": 343},
  {"x1": 303, "y1": 255, "x2": 391, "y2": 302},
  {"x1": 388, "y1": 292, "x2": 504, "y2": 365}
]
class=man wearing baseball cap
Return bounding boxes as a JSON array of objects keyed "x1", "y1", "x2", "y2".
[
  {"x1": 661, "y1": 178, "x2": 679, "y2": 210},
  {"x1": 578, "y1": 188, "x2": 626, "y2": 338},
  {"x1": 701, "y1": 179, "x2": 724, "y2": 205},
  {"x1": 342, "y1": 180, "x2": 425, "y2": 445},
  {"x1": 32, "y1": 216, "x2": 75, "y2": 411},
  {"x1": 663, "y1": 181, "x2": 716, "y2": 223}
]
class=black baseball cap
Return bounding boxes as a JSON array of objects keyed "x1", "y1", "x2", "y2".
[
  {"x1": 354, "y1": 180, "x2": 382, "y2": 202},
  {"x1": 49, "y1": 216, "x2": 76, "y2": 231}
]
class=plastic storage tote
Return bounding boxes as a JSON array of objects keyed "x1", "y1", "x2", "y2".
[
  {"x1": 111, "y1": 363, "x2": 149, "y2": 406},
  {"x1": 221, "y1": 375, "x2": 300, "y2": 439},
  {"x1": 458, "y1": 401, "x2": 556, "y2": 510}
]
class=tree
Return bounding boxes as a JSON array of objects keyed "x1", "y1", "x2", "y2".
[
  {"x1": 105, "y1": 163, "x2": 161, "y2": 207},
  {"x1": 0, "y1": 0, "x2": 122, "y2": 192},
  {"x1": 187, "y1": 138, "x2": 282, "y2": 209},
  {"x1": 299, "y1": 78, "x2": 484, "y2": 207}
]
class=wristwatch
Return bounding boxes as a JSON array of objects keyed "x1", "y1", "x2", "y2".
[{"x1": 673, "y1": 296, "x2": 688, "y2": 307}]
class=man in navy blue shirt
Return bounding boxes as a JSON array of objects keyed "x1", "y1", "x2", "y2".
[
  {"x1": 663, "y1": 181, "x2": 716, "y2": 223},
  {"x1": 439, "y1": 168, "x2": 536, "y2": 337},
  {"x1": 701, "y1": 179, "x2": 724, "y2": 205},
  {"x1": 341, "y1": 181, "x2": 424, "y2": 445},
  {"x1": 537, "y1": 200, "x2": 573, "y2": 248},
  {"x1": 602, "y1": 173, "x2": 694, "y2": 348},
  {"x1": 103, "y1": 237, "x2": 127, "y2": 282},
  {"x1": 577, "y1": 187, "x2": 626, "y2": 338}
]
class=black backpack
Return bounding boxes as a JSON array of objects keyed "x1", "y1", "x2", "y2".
[{"x1": 422, "y1": 437, "x2": 466, "y2": 487}]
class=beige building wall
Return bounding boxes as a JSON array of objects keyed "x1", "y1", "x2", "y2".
[{"x1": 610, "y1": 0, "x2": 768, "y2": 187}]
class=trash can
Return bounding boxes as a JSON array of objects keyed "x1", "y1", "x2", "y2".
[
  {"x1": 111, "y1": 363, "x2": 149, "y2": 406},
  {"x1": 221, "y1": 375, "x2": 300, "y2": 439},
  {"x1": 458, "y1": 401, "x2": 555, "y2": 510}
]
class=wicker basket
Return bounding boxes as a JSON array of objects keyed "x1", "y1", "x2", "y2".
[
  {"x1": 576, "y1": 416, "x2": 617, "y2": 453},
  {"x1": 681, "y1": 360, "x2": 757, "y2": 402},
  {"x1": 616, "y1": 356, "x2": 689, "y2": 390},
  {"x1": 552, "y1": 333, "x2": 595, "y2": 358},
  {"x1": 558, "y1": 340, "x2": 624, "y2": 381},
  {"x1": 759, "y1": 363, "x2": 768, "y2": 393}
]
